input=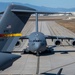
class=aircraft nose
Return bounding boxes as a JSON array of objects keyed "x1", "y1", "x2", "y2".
[{"x1": 35, "y1": 43, "x2": 41, "y2": 50}]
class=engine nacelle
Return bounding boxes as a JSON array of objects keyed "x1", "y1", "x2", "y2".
[
  {"x1": 15, "y1": 41, "x2": 21, "y2": 46},
  {"x1": 54, "y1": 40, "x2": 61, "y2": 45},
  {"x1": 71, "y1": 40, "x2": 75, "y2": 46}
]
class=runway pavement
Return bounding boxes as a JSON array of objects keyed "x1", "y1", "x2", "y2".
[{"x1": 1, "y1": 20, "x2": 75, "y2": 75}]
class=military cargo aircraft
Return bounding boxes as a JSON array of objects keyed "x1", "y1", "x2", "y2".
[
  {"x1": 19, "y1": 11, "x2": 75, "y2": 55},
  {"x1": 0, "y1": 4, "x2": 75, "y2": 73}
]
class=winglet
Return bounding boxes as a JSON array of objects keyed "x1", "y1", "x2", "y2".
[{"x1": 57, "y1": 68, "x2": 63, "y2": 75}]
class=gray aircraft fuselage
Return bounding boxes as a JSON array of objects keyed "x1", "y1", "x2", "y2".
[{"x1": 27, "y1": 32, "x2": 47, "y2": 53}]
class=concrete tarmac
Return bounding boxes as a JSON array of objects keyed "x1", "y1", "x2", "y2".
[{"x1": 0, "y1": 21, "x2": 75, "y2": 75}]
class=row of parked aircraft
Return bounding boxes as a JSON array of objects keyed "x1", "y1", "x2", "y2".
[{"x1": 0, "y1": 4, "x2": 75, "y2": 74}]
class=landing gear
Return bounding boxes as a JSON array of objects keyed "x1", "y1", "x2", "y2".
[{"x1": 21, "y1": 48, "x2": 30, "y2": 54}]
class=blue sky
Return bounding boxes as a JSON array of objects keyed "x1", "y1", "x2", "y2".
[{"x1": 0, "y1": 0, "x2": 75, "y2": 8}]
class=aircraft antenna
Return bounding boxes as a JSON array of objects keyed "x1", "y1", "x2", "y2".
[{"x1": 36, "y1": 13, "x2": 38, "y2": 32}]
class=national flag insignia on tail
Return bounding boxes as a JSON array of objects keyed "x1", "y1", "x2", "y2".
[{"x1": 6, "y1": 25, "x2": 11, "y2": 29}]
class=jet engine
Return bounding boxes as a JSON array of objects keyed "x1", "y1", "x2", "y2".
[
  {"x1": 15, "y1": 41, "x2": 21, "y2": 46},
  {"x1": 71, "y1": 40, "x2": 75, "y2": 46},
  {"x1": 54, "y1": 40, "x2": 61, "y2": 45}
]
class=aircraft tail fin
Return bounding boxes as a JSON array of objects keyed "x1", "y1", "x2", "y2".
[{"x1": 0, "y1": 4, "x2": 35, "y2": 52}]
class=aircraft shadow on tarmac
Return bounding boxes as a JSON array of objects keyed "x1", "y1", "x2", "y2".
[
  {"x1": 23, "y1": 49, "x2": 75, "y2": 56},
  {"x1": 23, "y1": 50, "x2": 55, "y2": 56}
]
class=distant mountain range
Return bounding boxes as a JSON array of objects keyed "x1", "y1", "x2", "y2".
[{"x1": 0, "y1": 2, "x2": 75, "y2": 12}]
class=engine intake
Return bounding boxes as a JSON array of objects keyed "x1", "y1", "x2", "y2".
[
  {"x1": 71, "y1": 40, "x2": 75, "y2": 46},
  {"x1": 15, "y1": 41, "x2": 21, "y2": 46},
  {"x1": 55, "y1": 40, "x2": 61, "y2": 45}
]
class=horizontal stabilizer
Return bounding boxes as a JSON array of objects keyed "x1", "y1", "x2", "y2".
[
  {"x1": 0, "y1": 53, "x2": 21, "y2": 70},
  {"x1": 11, "y1": 9, "x2": 71, "y2": 14}
]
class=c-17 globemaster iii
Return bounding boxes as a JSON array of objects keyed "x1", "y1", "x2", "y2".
[{"x1": 0, "y1": 4, "x2": 75, "y2": 74}]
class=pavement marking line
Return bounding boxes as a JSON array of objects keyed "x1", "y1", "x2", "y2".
[{"x1": 36, "y1": 53, "x2": 40, "y2": 75}]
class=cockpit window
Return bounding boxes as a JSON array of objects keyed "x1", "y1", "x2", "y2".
[{"x1": 33, "y1": 40, "x2": 41, "y2": 42}]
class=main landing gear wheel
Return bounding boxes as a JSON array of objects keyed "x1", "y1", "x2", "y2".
[{"x1": 21, "y1": 49, "x2": 30, "y2": 54}]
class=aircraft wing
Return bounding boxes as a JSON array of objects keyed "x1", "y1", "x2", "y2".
[{"x1": 45, "y1": 35, "x2": 75, "y2": 40}]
